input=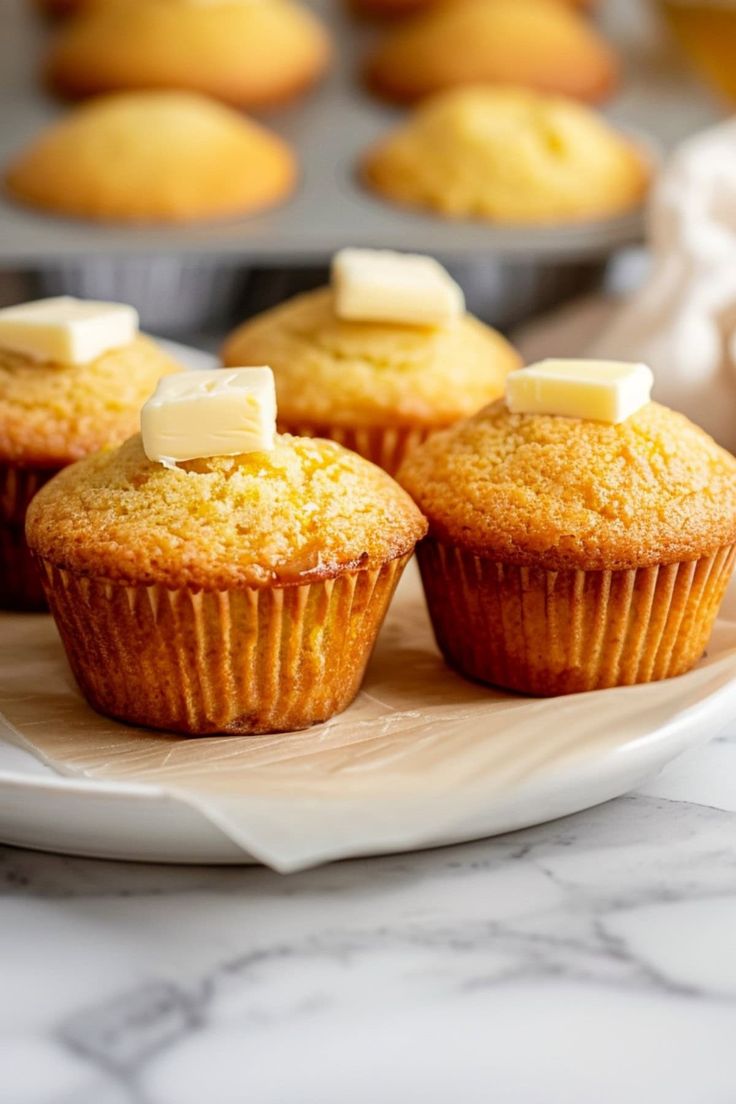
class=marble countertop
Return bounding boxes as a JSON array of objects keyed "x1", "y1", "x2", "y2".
[{"x1": 3, "y1": 720, "x2": 736, "y2": 1104}]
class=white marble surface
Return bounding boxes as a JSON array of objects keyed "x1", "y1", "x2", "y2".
[{"x1": 2, "y1": 719, "x2": 736, "y2": 1104}]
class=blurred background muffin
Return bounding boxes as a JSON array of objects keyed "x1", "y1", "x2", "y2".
[
  {"x1": 364, "y1": 0, "x2": 617, "y2": 104},
  {"x1": 362, "y1": 86, "x2": 650, "y2": 223},
  {"x1": 44, "y1": 0, "x2": 331, "y2": 108},
  {"x1": 5, "y1": 91, "x2": 297, "y2": 223}
]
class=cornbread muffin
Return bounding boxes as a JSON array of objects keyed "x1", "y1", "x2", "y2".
[
  {"x1": 397, "y1": 400, "x2": 736, "y2": 694},
  {"x1": 222, "y1": 287, "x2": 521, "y2": 475},
  {"x1": 362, "y1": 86, "x2": 649, "y2": 224},
  {"x1": 44, "y1": 0, "x2": 331, "y2": 108},
  {"x1": 5, "y1": 92, "x2": 296, "y2": 225},
  {"x1": 27, "y1": 434, "x2": 427, "y2": 735},
  {"x1": 364, "y1": 0, "x2": 617, "y2": 104},
  {"x1": 0, "y1": 335, "x2": 180, "y2": 610}
]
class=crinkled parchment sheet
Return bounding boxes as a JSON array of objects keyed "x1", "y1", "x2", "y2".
[{"x1": 2, "y1": 564, "x2": 736, "y2": 871}]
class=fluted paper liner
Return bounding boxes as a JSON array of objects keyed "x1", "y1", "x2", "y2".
[
  {"x1": 2, "y1": 562, "x2": 736, "y2": 871},
  {"x1": 278, "y1": 420, "x2": 432, "y2": 476},
  {"x1": 417, "y1": 540, "x2": 736, "y2": 695},
  {"x1": 35, "y1": 555, "x2": 410, "y2": 735},
  {"x1": 0, "y1": 462, "x2": 56, "y2": 610}
]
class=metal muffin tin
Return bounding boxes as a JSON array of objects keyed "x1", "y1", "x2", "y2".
[{"x1": 0, "y1": 0, "x2": 722, "y2": 332}]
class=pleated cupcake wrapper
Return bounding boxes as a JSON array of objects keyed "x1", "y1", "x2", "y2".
[
  {"x1": 277, "y1": 420, "x2": 433, "y2": 476},
  {"x1": 0, "y1": 462, "x2": 57, "y2": 610},
  {"x1": 36, "y1": 553, "x2": 411, "y2": 736},
  {"x1": 416, "y1": 538, "x2": 736, "y2": 695}
]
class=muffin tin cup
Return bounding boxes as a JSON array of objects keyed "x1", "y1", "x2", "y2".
[
  {"x1": 0, "y1": 462, "x2": 56, "y2": 610},
  {"x1": 415, "y1": 538, "x2": 736, "y2": 696},
  {"x1": 278, "y1": 420, "x2": 434, "y2": 476},
  {"x1": 33, "y1": 553, "x2": 411, "y2": 736},
  {"x1": 36, "y1": 259, "x2": 247, "y2": 337}
]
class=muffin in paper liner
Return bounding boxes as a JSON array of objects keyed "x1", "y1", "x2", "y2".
[
  {"x1": 0, "y1": 334, "x2": 182, "y2": 612},
  {"x1": 26, "y1": 427, "x2": 427, "y2": 735},
  {"x1": 277, "y1": 420, "x2": 433, "y2": 477},
  {"x1": 35, "y1": 553, "x2": 410, "y2": 736},
  {"x1": 222, "y1": 286, "x2": 520, "y2": 477},
  {"x1": 416, "y1": 539, "x2": 736, "y2": 696},
  {"x1": 398, "y1": 396, "x2": 736, "y2": 696},
  {"x1": 0, "y1": 463, "x2": 56, "y2": 610}
]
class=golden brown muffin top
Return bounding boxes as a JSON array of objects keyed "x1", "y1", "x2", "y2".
[
  {"x1": 27, "y1": 433, "x2": 427, "y2": 589},
  {"x1": 5, "y1": 92, "x2": 296, "y2": 225},
  {"x1": 362, "y1": 85, "x2": 649, "y2": 224},
  {"x1": 364, "y1": 0, "x2": 617, "y2": 105},
  {"x1": 397, "y1": 401, "x2": 736, "y2": 570},
  {"x1": 0, "y1": 335, "x2": 180, "y2": 468},
  {"x1": 222, "y1": 287, "x2": 520, "y2": 428}
]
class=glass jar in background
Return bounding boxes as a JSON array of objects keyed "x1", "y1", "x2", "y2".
[{"x1": 658, "y1": 0, "x2": 736, "y2": 100}]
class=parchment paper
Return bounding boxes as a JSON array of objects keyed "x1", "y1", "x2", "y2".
[{"x1": 2, "y1": 564, "x2": 736, "y2": 871}]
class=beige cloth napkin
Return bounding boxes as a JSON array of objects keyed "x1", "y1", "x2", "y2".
[{"x1": 587, "y1": 118, "x2": 736, "y2": 452}]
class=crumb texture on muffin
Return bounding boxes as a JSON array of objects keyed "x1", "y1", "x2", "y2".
[
  {"x1": 362, "y1": 85, "x2": 648, "y2": 223},
  {"x1": 223, "y1": 287, "x2": 520, "y2": 427},
  {"x1": 27, "y1": 433, "x2": 427, "y2": 588},
  {"x1": 0, "y1": 335, "x2": 180, "y2": 467},
  {"x1": 44, "y1": 0, "x2": 331, "y2": 107},
  {"x1": 397, "y1": 400, "x2": 736, "y2": 570},
  {"x1": 364, "y1": 0, "x2": 617, "y2": 104},
  {"x1": 5, "y1": 92, "x2": 296, "y2": 224}
]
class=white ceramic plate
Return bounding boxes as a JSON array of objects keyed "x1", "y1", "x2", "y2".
[
  {"x1": 3, "y1": 338, "x2": 736, "y2": 871},
  {"x1": 3, "y1": 571, "x2": 736, "y2": 869}
]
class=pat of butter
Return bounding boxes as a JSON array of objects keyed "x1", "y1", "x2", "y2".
[
  {"x1": 506, "y1": 359, "x2": 654, "y2": 424},
  {"x1": 0, "y1": 296, "x2": 138, "y2": 365},
  {"x1": 141, "y1": 367, "x2": 276, "y2": 467},
  {"x1": 332, "y1": 248, "x2": 464, "y2": 327}
]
